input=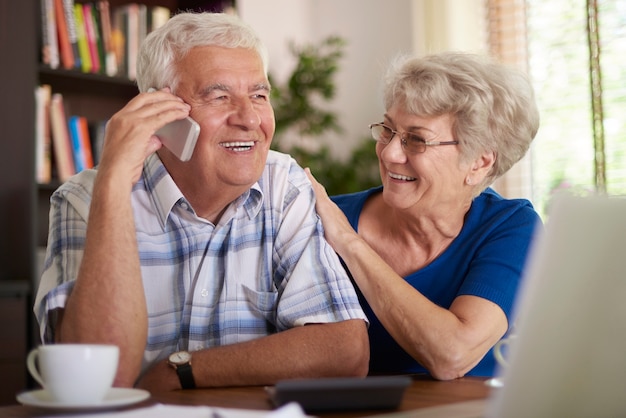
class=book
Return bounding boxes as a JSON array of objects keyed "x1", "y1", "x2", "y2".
[
  {"x1": 82, "y1": 3, "x2": 100, "y2": 74},
  {"x1": 62, "y1": 0, "x2": 81, "y2": 69},
  {"x1": 96, "y1": 0, "x2": 118, "y2": 76},
  {"x1": 89, "y1": 119, "x2": 107, "y2": 165},
  {"x1": 149, "y1": 6, "x2": 170, "y2": 32},
  {"x1": 111, "y1": 5, "x2": 127, "y2": 77},
  {"x1": 68, "y1": 116, "x2": 84, "y2": 172},
  {"x1": 49, "y1": 93, "x2": 76, "y2": 181},
  {"x1": 90, "y1": 1, "x2": 108, "y2": 75},
  {"x1": 125, "y1": 3, "x2": 139, "y2": 80},
  {"x1": 34, "y1": 85, "x2": 53, "y2": 184},
  {"x1": 41, "y1": 0, "x2": 60, "y2": 69},
  {"x1": 68, "y1": 116, "x2": 94, "y2": 172},
  {"x1": 54, "y1": 0, "x2": 75, "y2": 69},
  {"x1": 137, "y1": 4, "x2": 148, "y2": 66},
  {"x1": 78, "y1": 116, "x2": 95, "y2": 169},
  {"x1": 113, "y1": 3, "x2": 139, "y2": 80},
  {"x1": 73, "y1": 3, "x2": 92, "y2": 73}
]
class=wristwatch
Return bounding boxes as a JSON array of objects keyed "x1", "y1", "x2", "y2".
[{"x1": 168, "y1": 350, "x2": 196, "y2": 389}]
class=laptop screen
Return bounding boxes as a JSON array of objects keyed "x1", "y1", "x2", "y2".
[{"x1": 487, "y1": 193, "x2": 626, "y2": 417}]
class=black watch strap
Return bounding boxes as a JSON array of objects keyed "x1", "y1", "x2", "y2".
[{"x1": 175, "y1": 363, "x2": 196, "y2": 389}]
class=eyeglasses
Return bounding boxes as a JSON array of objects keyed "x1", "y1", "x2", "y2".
[{"x1": 369, "y1": 123, "x2": 459, "y2": 154}]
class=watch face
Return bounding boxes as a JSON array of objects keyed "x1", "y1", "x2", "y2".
[{"x1": 169, "y1": 351, "x2": 191, "y2": 365}]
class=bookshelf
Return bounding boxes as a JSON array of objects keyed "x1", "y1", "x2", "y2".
[{"x1": 0, "y1": 0, "x2": 235, "y2": 403}]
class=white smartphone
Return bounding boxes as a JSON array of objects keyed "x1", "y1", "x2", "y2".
[
  {"x1": 155, "y1": 116, "x2": 200, "y2": 161},
  {"x1": 147, "y1": 87, "x2": 200, "y2": 161}
]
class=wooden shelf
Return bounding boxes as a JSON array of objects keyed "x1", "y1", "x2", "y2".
[{"x1": 38, "y1": 66, "x2": 139, "y2": 97}]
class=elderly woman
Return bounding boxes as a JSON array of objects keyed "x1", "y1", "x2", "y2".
[{"x1": 306, "y1": 52, "x2": 541, "y2": 379}]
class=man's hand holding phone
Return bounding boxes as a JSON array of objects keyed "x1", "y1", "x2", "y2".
[{"x1": 148, "y1": 88, "x2": 200, "y2": 161}]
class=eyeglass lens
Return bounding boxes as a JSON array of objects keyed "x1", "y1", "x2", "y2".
[{"x1": 370, "y1": 124, "x2": 434, "y2": 153}]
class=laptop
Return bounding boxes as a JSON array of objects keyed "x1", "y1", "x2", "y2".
[{"x1": 486, "y1": 192, "x2": 626, "y2": 417}]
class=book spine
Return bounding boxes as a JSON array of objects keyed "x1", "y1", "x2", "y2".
[
  {"x1": 149, "y1": 6, "x2": 171, "y2": 32},
  {"x1": 54, "y1": 0, "x2": 75, "y2": 69},
  {"x1": 90, "y1": 119, "x2": 107, "y2": 165},
  {"x1": 41, "y1": 0, "x2": 60, "y2": 69},
  {"x1": 73, "y1": 3, "x2": 92, "y2": 73},
  {"x1": 125, "y1": 4, "x2": 139, "y2": 80},
  {"x1": 114, "y1": 4, "x2": 139, "y2": 80},
  {"x1": 78, "y1": 116, "x2": 95, "y2": 169},
  {"x1": 97, "y1": 0, "x2": 118, "y2": 76},
  {"x1": 35, "y1": 85, "x2": 53, "y2": 184},
  {"x1": 62, "y1": 0, "x2": 81, "y2": 69},
  {"x1": 49, "y1": 93, "x2": 76, "y2": 181},
  {"x1": 111, "y1": 7, "x2": 127, "y2": 78},
  {"x1": 82, "y1": 3, "x2": 100, "y2": 74},
  {"x1": 137, "y1": 4, "x2": 148, "y2": 61},
  {"x1": 91, "y1": 1, "x2": 107, "y2": 75},
  {"x1": 68, "y1": 115, "x2": 86, "y2": 172}
]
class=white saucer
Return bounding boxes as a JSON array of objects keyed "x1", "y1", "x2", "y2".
[
  {"x1": 16, "y1": 387, "x2": 150, "y2": 410},
  {"x1": 484, "y1": 377, "x2": 504, "y2": 388}
]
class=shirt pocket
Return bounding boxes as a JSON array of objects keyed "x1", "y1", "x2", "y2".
[{"x1": 241, "y1": 284, "x2": 279, "y2": 327}]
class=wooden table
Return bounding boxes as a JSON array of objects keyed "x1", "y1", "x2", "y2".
[{"x1": 0, "y1": 375, "x2": 492, "y2": 418}]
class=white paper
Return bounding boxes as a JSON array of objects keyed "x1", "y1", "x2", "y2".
[{"x1": 41, "y1": 402, "x2": 308, "y2": 418}]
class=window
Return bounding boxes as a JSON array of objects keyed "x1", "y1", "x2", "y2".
[{"x1": 488, "y1": 0, "x2": 626, "y2": 218}]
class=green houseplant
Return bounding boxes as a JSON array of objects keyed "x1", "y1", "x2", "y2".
[{"x1": 270, "y1": 36, "x2": 380, "y2": 196}]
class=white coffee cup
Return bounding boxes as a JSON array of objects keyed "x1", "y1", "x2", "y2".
[
  {"x1": 493, "y1": 335, "x2": 516, "y2": 369},
  {"x1": 27, "y1": 344, "x2": 119, "y2": 405}
]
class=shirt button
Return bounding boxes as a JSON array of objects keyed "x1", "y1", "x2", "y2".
[
  {"x1": 180, "y1": 202, "x2": 189, "y2": 210},
  {"x1": 201, "y1": 288, "x2": 209, "y2": 297}
]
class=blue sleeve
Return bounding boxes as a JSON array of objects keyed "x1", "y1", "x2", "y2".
[{"x1": 457, "y1": 196, "x2": 542, "y2": 323}]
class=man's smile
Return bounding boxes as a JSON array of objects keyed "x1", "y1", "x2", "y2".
[{"x1": 220, "y1": 141, "x2": 256, "y2": 152}]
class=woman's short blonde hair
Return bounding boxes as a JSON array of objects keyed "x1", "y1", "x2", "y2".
[{"x1": 382, "y1": 52, "x2": 540, "y2": 188}]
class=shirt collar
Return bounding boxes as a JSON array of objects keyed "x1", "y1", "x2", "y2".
[{"x1": 140, "y1": 154, "x2": 264, "y2": 229}]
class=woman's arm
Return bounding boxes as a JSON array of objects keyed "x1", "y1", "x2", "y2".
[{"x1": 305, "y1": 169, "x2": 507, "y2": 380}]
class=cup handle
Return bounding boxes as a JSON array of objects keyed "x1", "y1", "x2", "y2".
[
  {"x1": 494, "y1": 338, "x2": 512, "y2": 368},
  {"x1": 26, "y1": 348, "x2": 45, "y2": 387}
]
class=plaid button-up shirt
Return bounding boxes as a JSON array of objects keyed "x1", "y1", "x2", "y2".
[{"x1": 35, "y1": 151, "x2": 366, "y2": 374}]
